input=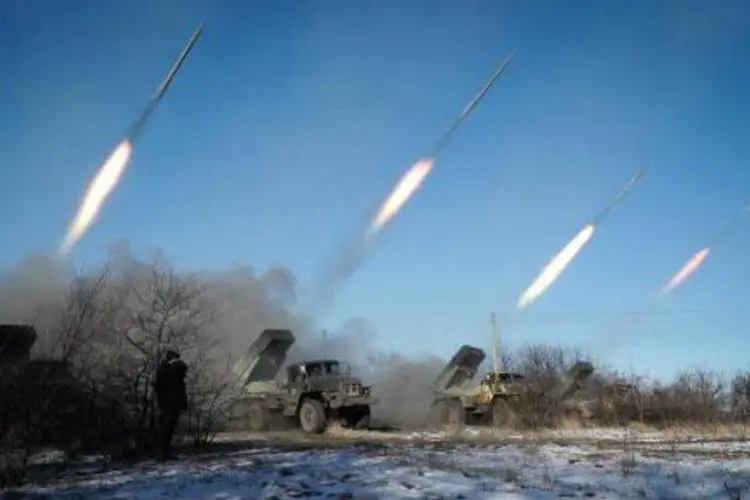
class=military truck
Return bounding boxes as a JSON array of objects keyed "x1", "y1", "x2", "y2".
[
  {"x1": 228, "y1": 328, "x2": 377, "y2": 434},
  {"x1": 0, "y1": 325, "x2": 81, "y2": 453},
  {"x1": 431, "y1": 344, "x2": 594, "y2": 428},
  {"x1": 0, "y1": 324, "x2": 37, "y2": 370}
]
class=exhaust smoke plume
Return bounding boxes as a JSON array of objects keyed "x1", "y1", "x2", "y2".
[{"x1": 1, "y1": 244, "x2": 449, "y2": 429}]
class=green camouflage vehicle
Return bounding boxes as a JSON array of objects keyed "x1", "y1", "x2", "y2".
[{"x1": 228, "y1": 329, "x2": 377, "y2": 434}]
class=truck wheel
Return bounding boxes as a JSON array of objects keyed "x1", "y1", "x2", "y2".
[
  {"x1": 447, "y1": 399, "x2": 465, "y2": 430},
  {"x1": 299, "y1": 399, "x2": 327, "y2": 434},
  {"x1": 492, "y1": 398, "x2": 517, "y2": 428},
  {"x1": 248, "y1": 402, "x2": 268, "y2": 431}
]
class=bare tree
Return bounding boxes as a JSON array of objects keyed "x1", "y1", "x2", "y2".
[
  {"x1": 730, "y1": 371, "x2": 750, "y2": 421},
  {"x1": 89, "y1": 256, "x2": 220, "y2": 451},
  {"x1": 504, "y1": 343, "x2": 593, "y2": 428}
]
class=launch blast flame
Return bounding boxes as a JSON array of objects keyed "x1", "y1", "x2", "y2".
[
  {"x1": 59, "y1": 140, "x2": 133, "y2": 255},
  {"x1": 659, "y1": 247, "x2": 710, "y2": 295},
  {"x1": 366, "y1": 159, "x2": 434, "y2": 240},
  {"x1": 517, "y1": 224, "x2": 596, "y2": 310}
]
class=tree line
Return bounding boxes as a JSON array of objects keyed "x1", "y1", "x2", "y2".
[{"x1": 0, "y1": 252, "x2": 748, "y2": 487}]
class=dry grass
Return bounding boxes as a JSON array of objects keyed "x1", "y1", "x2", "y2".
[
  {"x1": 212, "y1": 421, "x2": 750, "y2": 454},
  {"x1": 663, "y1": 422, "x2": 749, "y2": 440}
]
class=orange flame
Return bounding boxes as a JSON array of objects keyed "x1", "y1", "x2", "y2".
[
  {"x1": 517, "y1": 224, "x2": 596, "y2": 310},
  {"x1": 366, "y1": 159, "x2": 433, "y2": 240},
  {"x1": 660, "y1": 247, "x2": 710, "y2": 295},
  {"x1": 59, "y1": 139, "x2": 133, "y2": 255}
]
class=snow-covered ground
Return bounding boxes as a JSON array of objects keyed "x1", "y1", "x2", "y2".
[{"x1": 8, "y1": 428, "x2": 750, "y2": 499}]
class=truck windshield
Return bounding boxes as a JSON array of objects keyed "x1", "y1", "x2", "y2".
[
  {"x1": 327, "y1": 361, "x2": 352, "y2": 375},
  {"x1": 304, "y1": 361, "x2": 349, "y2": 376}
]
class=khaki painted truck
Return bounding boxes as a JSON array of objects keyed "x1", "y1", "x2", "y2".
[
  {"x1": 227, "y1": 328, "x2": 377, "y2": 434},
  {"x1": 431, "y1": 343, "x2": 594, "y2": 428}
]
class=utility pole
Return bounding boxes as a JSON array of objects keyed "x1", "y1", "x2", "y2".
[{"x1": 491, "y1": 312, "x2": 500, "y2": 374}]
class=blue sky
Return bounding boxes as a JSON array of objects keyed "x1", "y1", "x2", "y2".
[{"x1": 2, "y1": 0, "x2": 749, "y2": 379}]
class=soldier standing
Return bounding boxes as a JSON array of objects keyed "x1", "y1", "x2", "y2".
[{"x1": 154, "y1": 349, "x2": 188, "y2": 459}]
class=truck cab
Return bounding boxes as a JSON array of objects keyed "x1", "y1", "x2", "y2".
[
  {"x1": 288, "y1": 360, "x2": 351, "y2": 381},
  {"x1": 230, "y1": 329, "x2": 376, "y2": 434}
]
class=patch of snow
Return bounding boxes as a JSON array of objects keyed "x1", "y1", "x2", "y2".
[{"x1": 9, "y1": 438, "x2": 750, "y2": 499}]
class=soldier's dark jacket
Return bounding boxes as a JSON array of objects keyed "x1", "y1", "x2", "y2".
[{"x1": 155, "y1": 355, "x2": 188, "y2": 411}]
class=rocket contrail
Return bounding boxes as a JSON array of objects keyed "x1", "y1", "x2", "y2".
[
  {"x1": 367, "y1": 50, "x2": 516, "y2": 239},
  {"x1": 59, "y1": 22, "x2": 205, "y2": 256},
  {"x1": 591, "y1": 170, "x2": 644, "y2": 226},
  {"x1": 660, "y1": 203, "x2": 750, "y2": 295},
  {"x1": 517, "y1": 170, "x2": 645, "y2": 310},
  {"x1": 129, "y1": 22, "x2": 205, "y2": 142},
  {"x1": 428, "y1": 50, "x2": 517, "y2": 159},
  {"x1": 312, "y1": 51, "x2": 517, "y2": 311}
]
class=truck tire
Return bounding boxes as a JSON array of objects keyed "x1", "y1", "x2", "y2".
[{"x1": 299, "y1": 399, "x2": 327, "y2": 434}]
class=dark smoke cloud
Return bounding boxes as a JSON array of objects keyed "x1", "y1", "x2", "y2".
[
  {"x1": 362, "y1": 352, "x2": 446, "y2": 429},
  {"x1": 0, "y1": 252, "x2": 70, "y2": 356},
  {"x1": 0, "y1": 242, "x2": 449, "y2": 429}
]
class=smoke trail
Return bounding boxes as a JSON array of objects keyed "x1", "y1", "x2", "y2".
[
  {"x1": 1, "y1": 243, "x2": 454, "y2": 429},
  {"x1": 309, "y1": 53, "x2": 516, "y2": 316}
]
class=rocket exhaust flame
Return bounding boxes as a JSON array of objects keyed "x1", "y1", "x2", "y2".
[
  {"x1": 516, "y1": 170, "x2": 644, "y2": 310},
  {"x1": 58, "y1": 22, "x2": 204, "y2": 256},
  {"x1": 59, "y1": 141, "x2": 133, "y2": 255},
  {"x1": 310, "y1": 51, "x2": 516, "y2": 313},
  {"x1": 366, "y1": 159, "x2": 433, "y2": 239},
  {"x1": 517, "y1": 224, "x2": 596, "y2": 310},
  {"x1": 365, "y1": 50, "x2": 516, "y2": 245},
  {"x1": 659, "y1": 203, "x2": 749, "y2": 295},
  {"x1": 659, "y1": 248, "x2": 710, "y2": 295}
]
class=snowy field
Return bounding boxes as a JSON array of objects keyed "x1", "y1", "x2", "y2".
[{"x1": 6, "y1": 427, "x2": 750, "y2": 499}]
